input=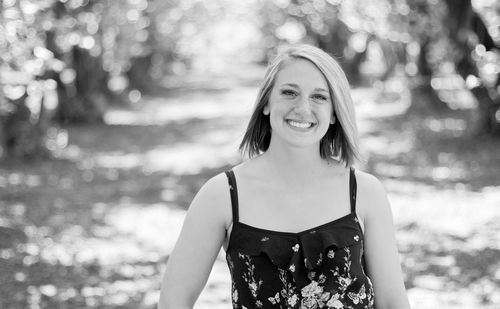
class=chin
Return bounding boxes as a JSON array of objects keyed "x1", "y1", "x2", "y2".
[{"x1": 280, "y1": 136, "x2": 322, "y2": 149}]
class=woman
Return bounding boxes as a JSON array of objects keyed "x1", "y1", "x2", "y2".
[{"x1": 158, "y1": 44, "x2": 410, "y2": 309}]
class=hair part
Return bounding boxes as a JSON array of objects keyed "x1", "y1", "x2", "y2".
[{"x1": 239, "y1": 44, "x2": 364, "y2": 167}]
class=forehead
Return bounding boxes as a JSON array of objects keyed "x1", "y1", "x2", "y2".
[{"x1": 274, "y1": 59, "x2": 328, "y2": 89}]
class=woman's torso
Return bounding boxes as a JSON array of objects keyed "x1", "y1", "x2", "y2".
[{"x1": 223, "y1": 165, "x2": 374, "y2": 309}]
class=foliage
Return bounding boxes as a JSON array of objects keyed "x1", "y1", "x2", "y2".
[
  {"x1": 257, "y1": 0, "x2": 500, "y2": 134},
  {"x1": 0, "y1": 0, "x2": 226, "y2": 159},
  {"x1": 1, "y1": 0, "x2": 499, "y2": 161}
]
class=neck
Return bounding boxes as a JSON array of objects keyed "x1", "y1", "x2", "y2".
[{"x1": 261, "y1": 138, "x2": 343, "y2": 184}]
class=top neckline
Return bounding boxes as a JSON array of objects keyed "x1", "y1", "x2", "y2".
[
  {"x1": 233, "y1": 212, "x2": 357, "y2": 237},
  {"x1": 224, "y1": 166, "x2": 359, "y2": 237}
]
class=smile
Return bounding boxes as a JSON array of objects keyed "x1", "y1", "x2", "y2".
[{"x1": 286, "y1": 119, "x2": 315, "y2": 129}]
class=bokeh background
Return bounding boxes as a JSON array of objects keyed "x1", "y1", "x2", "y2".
[{"x1": 1, "y1": 0, "x2": 500, "y2": 308}]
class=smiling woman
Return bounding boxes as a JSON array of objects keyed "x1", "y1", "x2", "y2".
[
  {"x1": 240, "y1": 45, "x2": 361, "y2": 166},
  {"x1": 158, "y1": 45, "x2": 411, "y2": 309},
  {"x1": 262, "y1": 59, "x2": 334, "y2": 150}
]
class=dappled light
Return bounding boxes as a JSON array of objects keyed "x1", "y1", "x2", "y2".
[
  {"x1": 1, "y1": 0, "x2": 500, "y2": 308},
  {"x1": 104, "y1": 85, "x2": 257, "y2": 125},
  {"x1": 3, "y1": 78, "x2": 499, "y2": 308},
  {"x1": 94, "y1": 142, "x2": 239, "y2": 174}
]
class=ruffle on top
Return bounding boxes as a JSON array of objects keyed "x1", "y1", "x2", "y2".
[{"x1": 228, "y1": 212, "x2": 363, "y2": 288}]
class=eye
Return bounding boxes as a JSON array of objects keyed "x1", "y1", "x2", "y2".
[
  {"x1": 312, "y1": 94, "x2": 328, "y2": 101},
  {"x1": 281, "y1": 89, "x2": 298, "y2": 97}
]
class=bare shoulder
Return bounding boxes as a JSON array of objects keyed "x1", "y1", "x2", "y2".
[
  {"x1": 195, "y1": 172, "x2": 231, "y2": 202},
  {"x1": 189, "y1": 171, "x2": 233, "y2": 229},
  {"x1": 353, "y1": 169, "x2": 390, "y2": 220},
  {"x1": 354, "y1": 169, "x2": 387, "y2": 197}
]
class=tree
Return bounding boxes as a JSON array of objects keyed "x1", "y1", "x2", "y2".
[
  {"x1": 257, "y1": 0, "x2": 363, "y2": 83},
  {"x1": 443, "y1": 0, "x2": 500, "y2": 134},
  {"x1": 257, "y1": 0, "x2": 500, "y2": 135},
  {"x1": 0, "y1": 0, "x2": 218, "y2": 159}
]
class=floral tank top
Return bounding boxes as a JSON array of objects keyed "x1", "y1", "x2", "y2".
[{"x1": 223, "y1": 167, "x2": 375, "y2": 309}]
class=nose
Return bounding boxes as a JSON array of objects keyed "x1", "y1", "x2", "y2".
[{"x1": 294, "y1": 96, "x2": 312, "y2": 114}]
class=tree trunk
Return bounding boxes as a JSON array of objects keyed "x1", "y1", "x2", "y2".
[
  {"x1": 2, "y1": 94, "x2": 50, "y2": 159},
  {"x1": 127, "y1": 53, "x2": 155, "y2": 93},
  {"x1": 55, "y1": 46, "x2": 106, "y2": 124},
  {"x1": 444, "y1": 0, "x2": 500, "y2": 135},
  {"x1": 413, "y1": 37, "x2": 449, "y2": 111}
]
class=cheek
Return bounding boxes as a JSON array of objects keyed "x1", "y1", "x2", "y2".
[
  {"x1": 326, "y1": 104, "x2": 334, "y2": 117},
  {"x1": 268, "y1": 98, "x2": 289, "y2": 114},
  {"x1": 315, "y1": 104, "x2": 333, "y2": 117}
]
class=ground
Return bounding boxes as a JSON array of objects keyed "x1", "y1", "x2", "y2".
[{"x1": 0, "y1": 67, "x2": 499, "y2": 308}]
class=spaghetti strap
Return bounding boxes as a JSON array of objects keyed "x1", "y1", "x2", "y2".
[
  {"x1": 349, "y1": 167, "x2": 357, "y2": 213},
  {"x1": 224, "y1": 170, "x2": 239, "y2": 223}
]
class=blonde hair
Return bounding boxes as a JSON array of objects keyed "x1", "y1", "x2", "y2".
[{"x1": 240, "y1": 44, "x2": 364, "y2": 166}]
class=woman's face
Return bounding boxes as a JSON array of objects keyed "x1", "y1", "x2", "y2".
[{"x1": 264, "y1": 59, "x2": 335, "y2": 150}]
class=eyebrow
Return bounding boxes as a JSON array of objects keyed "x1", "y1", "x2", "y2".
[{"x1": 280, "y1": 83, "x2": 329, "y2": 93}]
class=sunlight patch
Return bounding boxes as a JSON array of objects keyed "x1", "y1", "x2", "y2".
[
  {"x1": 104, "y1": 87, "x2": 255, "y2": 125},
  {"x1": 103, "y1": 203, "x2": 186, "y2": 254},
  {"x1": 408, "y1": 286, "x2": 482, "y2": 309},
  {"x1": 94, "y1": 142, "x2": 241, "y2": 174},
  {"x1": 389, "y1": 186, "x2": 500, "y2": 241}
]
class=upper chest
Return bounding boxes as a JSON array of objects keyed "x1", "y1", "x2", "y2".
[{"x1": 235, "y1": 176, "x2": 352, "y2": 229}]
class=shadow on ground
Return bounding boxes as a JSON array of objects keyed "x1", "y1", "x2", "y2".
[
  {"x1": 362, "y1": 91, "x2": 500, "y2": 191},
  {"x1": 0, "y1": 78, "x2": 499, "y2": 308},
  {"x1": 0, "y1": 76, "x2": 249, "y2": 308},
  {"x1": 358, "y1": 87, "x2": 500, "y2": 308}
]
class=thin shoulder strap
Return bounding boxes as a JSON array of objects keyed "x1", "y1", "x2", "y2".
[
  {"x1": 224, "y1": 170, "x2": 239, "y2": 223},
  {"x1": 349, "y1": 167, "x2": 357, "y2": 213}
]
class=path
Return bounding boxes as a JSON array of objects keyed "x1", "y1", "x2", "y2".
[{"x1": 0, "y1": 67, "x2": 499, "y2": 308}]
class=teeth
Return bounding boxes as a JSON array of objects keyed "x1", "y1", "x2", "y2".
[{"x1": 288, "y1": 120, "x2": 313, "y2": 128}]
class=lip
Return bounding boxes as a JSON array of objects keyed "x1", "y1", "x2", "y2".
[{"x1": 285, "y1": 119, "x2": 316, "y2": 131}]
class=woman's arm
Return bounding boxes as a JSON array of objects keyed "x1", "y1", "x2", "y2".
[
  {"x1": 158, "y1": 173, "x2": 231, "y2": 309},
  {"x1": 358, "y1": 172, "x2": 411, "y2": 309}
]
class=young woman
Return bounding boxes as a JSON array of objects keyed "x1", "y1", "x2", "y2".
[{"x1": 158, "y1": 44, "x2": 410, "y2": 309}]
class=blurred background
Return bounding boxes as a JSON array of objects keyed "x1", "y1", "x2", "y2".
[{"x1": 1, "y1": 0, "x2": 499, "y2": 308}]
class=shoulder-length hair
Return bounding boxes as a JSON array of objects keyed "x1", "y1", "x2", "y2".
[{"x1": 239, "y1": 44, "x2": 364, "y2": 167}]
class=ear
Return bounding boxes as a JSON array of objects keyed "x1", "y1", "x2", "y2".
[
  {"x1": 330, "y1": 113, "x2": 336, "y2": 124},
  {"x1": 263, "y1": 104, "x2": 270, "y2": 115}
]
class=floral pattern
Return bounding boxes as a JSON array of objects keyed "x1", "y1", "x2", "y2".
[
  {"x1": 224, "y1": 167, "x2": 373, "y2": 308},
  {"x1": 226, "y1": 215, "x2": 375, "y2": 309},
  {"x1": 239, "y1": 253, "x2": 264, "y2": 302}
]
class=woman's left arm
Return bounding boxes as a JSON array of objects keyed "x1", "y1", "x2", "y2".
[{"x1": 358, "y1": 172, "x2": 411, "y2": 309}]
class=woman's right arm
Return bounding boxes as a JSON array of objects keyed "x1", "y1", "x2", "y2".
[{"x1": 158, "y1": 173, "x2": 231, "y2": 309}]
